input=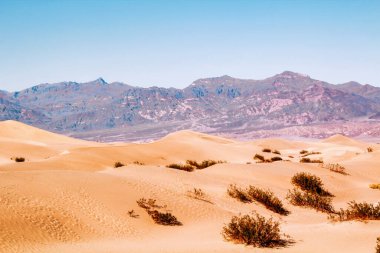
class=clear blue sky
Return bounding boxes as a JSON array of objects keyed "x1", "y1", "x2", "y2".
[{"x1": 0, "y1": 0, "x2": 379, "y2": 91}]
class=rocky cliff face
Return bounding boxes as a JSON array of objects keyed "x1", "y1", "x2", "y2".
[{"x1": 1, "y1": 71, "x2": 380, "y2": 141}]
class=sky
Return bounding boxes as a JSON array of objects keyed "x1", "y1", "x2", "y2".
[{"x1": 0, "y1": 0, "x2": 379, "y2": 91}]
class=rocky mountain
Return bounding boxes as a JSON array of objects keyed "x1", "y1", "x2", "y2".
[{"x1": 1, "y1": 71, "x2": 380, "y2": 142}]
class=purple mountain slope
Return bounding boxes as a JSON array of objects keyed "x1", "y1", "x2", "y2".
[{"x1": 1, "y1": 71, "x2": 380, "y2": 141}]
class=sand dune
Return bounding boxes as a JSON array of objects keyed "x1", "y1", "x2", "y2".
[{"x1": 0, "y1": 121, "x2": 379, "y2": 253}]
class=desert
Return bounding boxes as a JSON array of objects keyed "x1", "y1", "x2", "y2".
[{"x1": 0, "y1": 120, "x2": 379, "y2": 253}]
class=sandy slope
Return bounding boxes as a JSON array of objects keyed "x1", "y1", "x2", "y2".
[{"x1": 0, "y1": 120, "x2": 379, "y2": 253}]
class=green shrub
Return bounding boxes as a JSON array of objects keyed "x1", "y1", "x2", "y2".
[
  {"x1": 14, "y1": 157, "x2": 25, "y2": 162},
  {"x1": 291, "y1": 172, "x2": 333, "y2": 197},
  {"x1": 262, "y1": 148, "x2": 272, "y2": 153},
  {"x1": 227, "y1": 184, "x2": 251, "y2": 203},
  {"x1": 222, "y1": 212, "x2": 291, "y2": 248},
  {"x1": 114, "y1": 161, "x2": 125, "y2": 168},
  {"x1": 329, "y1": 201, "x2": 380, "y2": 221},
  {"x1": 166, "y1": 163, "x2": 195, "y2": 172},
  {"x1": 247, "y1": 186, "x2": 290, "y2": 215},
  {"x1": 286, "y1": 189, "x2": 335, "y2": 213},
  {"x1": 254, "y1": 154, "x2": 265, "y2": 162},
  {"x1": 270, "y1": 156, "x2": 283, "y2": 162}
]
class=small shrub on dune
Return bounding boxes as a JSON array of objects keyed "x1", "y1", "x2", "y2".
[
  {"x1": 147, "y1": 210, "x2": 182, "y2": 226},
  {"x1": 367, "y1": 147, "x2": 374, "y2": 152},
  {"x1": 370, "y1": 184, "x2": 380, "y2": 190},
  {"x1": 166, "y1": 163, "x2": 195, "y2": 172},
  {"x1": 270, "y1": 156, "x2": 283, "y2": 162},
  {"x1": 322, "y1": 163, "x2": 349, "y2": 175},
  {"x1": 247, "y1": 186, "x2": 290, "y2": 216},
  {"x1": 227, "y1": 184, "x2": 251, "y2": 203},
  {"x1": 254, "y1": 154, "x2": 265, "y2": 162},
  {"x1": 300, "y1": 150, "x2": 308, "y2": 155},
  {"x1": 133, "y1": 161, "x2": 145, "y2": 165},
  {"x1": 128, "y1": 209, "x2": 139, "y2": 218},
  {"x1": 262, "y1": 148, "x2": 272, "y2": 153},
  {"x1": 286, "y1": 189, "x2": 335, "y2": 213},
  {"x1": 14, "y1": 157, "x2": 25, "y2": 162},
  {"x1": 291, "y1": 172, "x2": 333, "y2": 197},
  {"x1": 114, "y1": 161, "x2": 125, "y2": 168},
  {"x1": 300, "y1": 157, "x2": 323, "y2": 163},
  {"x1": 272, "y1": 150, "x2": 281, "y2": 155},
  {"x1": 376, "y1": 237, "x2": 380, "y2": 253},
  {"x1": 186, "y1": 159, "x2": 222, "y2": 169},
  {"x1": 329, "y1": 201, "x2": 380, "y2": 221},
  {"x1": 222, "y1": 212, "x2": 291, "y2": 248}
]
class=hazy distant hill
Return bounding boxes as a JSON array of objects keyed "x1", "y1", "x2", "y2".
[{"x1": 2, "y1": 71, "x2": 380, "y2": 141}]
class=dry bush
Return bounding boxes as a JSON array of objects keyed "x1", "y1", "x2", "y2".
[
  {"x1": 367, "y1": 147, "x2": 374, "y2": 152},
  {"x1": 222, "y1": 212, "x2": 292, "y2": 248},
  {"x1": 270, "y1": 156, "x2": 283, "y2": 162},
  {"x1": 291, "y1": 172, "x2": 333, "y2": 197},
  {"x1": 329, "y1": 201, "x2": 380, "y2": 221},
  {"x1": 133, "y1": 161, "x2": 145, "y2": 165},
  {"x1": 186, "y1": 159, "x2": 223, "y2": 169},
  {"x1": 254, "y1": 154, "x2": 265, "y2": 162},
  {"x1": 114, "y1": 161, "x2": 125, "y2": 168},
  {"x1": 376, "y1": 237, "x2": 380, "y2": 253},
  {"x1": 370, "y1": 184, "x2": 380, "y2": 190},
  {"x1": 322, "y1": 163, "x2": 349, "y2": 175},
  {"x1": 301, "y1": 151, "x2": 321, "y2": 157},
  {"x1": 13, "y1": 157, "x2": 25, "y2": 162},
  {"x1": 166, "y1": 163, "x2": 195, "y2": 172},
  {"x1": 300, "y1": 150, "x2": 308, "y2": 155},
  {"x1": 128, "y1": 209, "x2": 139, "y2": 218},
  {"x1": 286, "y1": 189, "x2": 335, "y2": 213},
  {"x1": 136, "y1": 198, "x2": 166, "y2": 210},
  {"x1": 147, "y1": 210, "x2": 182, "y2": 226},
  {"x1": 262, "y1": 148, "x2": 272, "y2": 153},
  {"x1": 300, "y1": 157, "x2": 323, "y2": 163},
  {"x1": 272, "y1": 150, "x2": 281, "y2": 155},
  {"x1": 187, "y1": 188, "x2": 213, "y2": 204},
  {"x1": 227, "y1": 184, "x2": 251, "y2": 203},
  {"x1": 247, "y1": 186, "x2": 290, "y2": 215}
]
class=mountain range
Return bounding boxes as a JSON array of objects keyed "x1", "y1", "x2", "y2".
[{"x1": 1, "y1": 71, "x2": 380, "y2": 142}]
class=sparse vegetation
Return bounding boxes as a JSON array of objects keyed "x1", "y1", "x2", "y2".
[
  {"x1": 222, "y1": 212, "x2": 291, "y2": 248},
  {"x1": 114, "y1": 161, "x2": 125, "y2": 168},
  {"x1": 329, "y1": 201, "x2": 380, "y2": 221},
  {"x1": 270, "y1": 156, "x2": 282, "y2": 162},
  {"x1": 187, "y1": 188, "x2": 213, "y2": 203},
  {"x1": 262, "y1": 148, "x2": 272, "y2": 153},
  {"x1": 286, "y1": 189, "x2": 335, "y2": 213},
  {"x1": 370, "y1": 184, "x2": 380, "y2": 190},
  {"x1": 167, "y1": 159, "x2": 223, "y2": 172},
  {"x1": 133, "y1": 161, "x2": 145, "y2": 165},
  {"x1": 299, "y1": 157, "x2": 323, "y2": 163},
  {"x1": 376, "y1": 237, "x2": 380, "y2": 253},
  {"x1": 136, "y1": 198, "x2": 181, "y2": 225},
  {"x1": 300, "y1": 150, "x2": 308, "y2": 155},
  {"x1": 272, "y1": 150, "x2": 281, "y2": 155},
  {"x1": 322, "y1": 163, "x2": 349, "y2": 175},
  {"x1": 367, "y1": 147, "x2": 374, "y2": 152},
  {"x1": 14, "y1": 157, "x2": 25, "y2": 162},
  {"x1": 291, "y1": 172, "x2": 333, "y2": 197},
  {"x1": 247, "y1": 186, "x2": 290, "y2": 215},
  {"x1": 301, "y1": 151, "x2": 321, "y2": 157},
  {"x1": 254, "y1": 154, "x2": 265, "y2": 162},
  {"x1": 128, "y1": 209, "x2": 139, "y2": 218},
  {"x1": 227, "y1": 184, "x2": 251, "y2": 203}
]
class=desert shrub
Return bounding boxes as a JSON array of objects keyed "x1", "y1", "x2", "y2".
[
  {"x1": 133, "y1": 161, "x2": 145, "y2": 165},
  {"x1": 300, "y1": 150, "x2": 308, "y2": 154},
  {"x1": 367, "y1": 147, "x2": 374, "y2": 152},
  {"x1": 222, "y1": 212, "x2": 291, "y2": 248},
  {"x1": 114, "y1": 161, "x2": 125, "y2": 168},
  {"x1": 187, "y1": 188, "x2": 213, "y2": 203},
  {"x1": 186, "y1": 159, "x2": 222, "y2": 169},
  {"x1": 300, "y1": 157, "x2": 323, "y2": 163},
  {"x1": 301, "y1": 151, "x2": 321, "y2": 157},
  {"x1": 247, "y1": 186, "x2": 290, "y2": 215},
  {"x1": 286, "y1": 189, "x2": 335, "y2": 213},
  {"x1": 147, "y1": 210, "x2": 182, "y2": 226},
  {"x1": 370, "y1": 184, "x2": 380, "y2": 190},
  {"x1": 291, "y1": 172, "x2": 333, "y2": 197},
  {"x1": 262, "y1": 148, "x2": 272, "y2": 153},
  {"x1": 128, "y1": 209, "x2": 139, "y2": 218},
  {"x1": 166, "y1": 163, "x2": 195, "y2": 172},
  {"x1": 227, "y1": 184, "x2": 251, "y2": 203},
  {"x1": 270, "y1": 156, "x2": 283, "y2": 162},
  {"x1": 376, "y1": 237, "x2": 380, "y2": 253},
  {"x1": 136, "y1": 198, "x2": 165, "y2": 210},
  {"x1": 288, "y1": 155, "x2": 294, "y2": 158},
  {"x1": 322, "y1": 163, "x2": 348, "y2": 175},
  {"x1": 330, "y1": 201, "x2": 380, "y2": 221},
  {"x1": 272, "y1": 150, "x2": 281, "y2": 155},
  {"x1": 254, "y1": 154, "x2": 265, "y2": 162},
  {"x1": 14, "y1": 157, "x2": 25, "y2": 162}
]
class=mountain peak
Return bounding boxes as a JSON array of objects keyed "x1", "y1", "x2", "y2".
[
  {"x1": 93, "y1": 77, "x2": 107, "y2": 85},
  {"x1": 277, "y1": 71, "x2": 310, "y2": 78}
]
